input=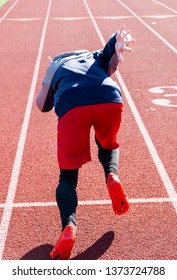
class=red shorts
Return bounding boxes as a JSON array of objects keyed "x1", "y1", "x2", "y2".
[{"x1": 57, "y1": 103, "x2": 123, "y2": 169}]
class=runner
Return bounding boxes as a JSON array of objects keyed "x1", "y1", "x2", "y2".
[{"x1": 36, "y1": 26, "x2": 135, "y2": 260}]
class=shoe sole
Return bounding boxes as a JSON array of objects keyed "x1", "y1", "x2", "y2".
[{"x1": 108, "y1": 180, "x2": 129, "y2": 215}]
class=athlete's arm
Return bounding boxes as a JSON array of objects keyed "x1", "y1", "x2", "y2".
[
  {"x1": 102, "y1": 26, "x2": 135, "y2": 76},
  {"x1": 115, "y1": 25, "x2": 135, "y2": 64},
  {"x1": 36, "y1": 83, "x2": 53, "y2": 112}
]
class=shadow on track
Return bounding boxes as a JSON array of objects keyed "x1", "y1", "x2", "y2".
[
  {"x1": 20, "y1": 231, "x2": 114, "y2": 260},
  {"x1": 20, "y1": 244, "x2": 53, "y2": 260},
  {"x1": 72, "y1": 231, "x2": 114, "y2": 260}
]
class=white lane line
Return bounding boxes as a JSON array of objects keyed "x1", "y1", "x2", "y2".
[
  {"x1": 142, "y1": 14, "x2": 177, "y2": 19},
  {"x1": 0, "y1": 0, "x2": 52, "y2": 261},
  {"x1": 0, "y1": 197, "x2": 176, "y2": 209},
  {"x1": 116, "y1": 0, "x2": 177, "y2": 55},
  {"x1": 152, "y1": 0, "x2": 177, "y2": 14},
  {"x1": 5, "y1": 14, "x2": 177, "y2": 22},
  {"x1": 0, "y1": 0, "x2": 20, "y2": 23},
  {"x1": 95, "y1": 15, "x2": 133, "y2": 19},
  {"x1": 5, "y1": 15, "x2": 134, "y2": 21},
  {"x1": 83, "y1": 0, "x2": 177, "y2": 210},
  {"x1": 6, "y1": 17, "x2": 88, "y2": 21},
  {"x1": 6, "y1": 17, "x2": 43, "y2": 21},
  {"x1": 51, "y1": 16, "x2": 88, "y2": 20},
  {"x1": 83, "y1": 0, "x2": 105, "y2": 46}
]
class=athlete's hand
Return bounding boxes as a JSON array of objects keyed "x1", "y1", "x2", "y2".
[{"x1": 115, "y1": 26, "x2": 135, "y2": 64}]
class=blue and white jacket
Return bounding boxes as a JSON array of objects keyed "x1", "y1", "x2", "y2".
[{"x1": 36, "y1": 32, "x2": 122, "y2": 118}]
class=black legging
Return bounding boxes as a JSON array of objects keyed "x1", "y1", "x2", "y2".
[
  {"x1": 95, "y1": 137, "x2": 119, "y2": 181},
  {"x1": 56, "y1": 138, "x2": 119, "y2": 231},
  {"x1": 56, "y1": 168, "x2": 79, "y2": 231}
]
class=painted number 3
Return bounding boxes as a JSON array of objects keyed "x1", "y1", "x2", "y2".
[{"x1": 148, "y1": 86, "x2": 177, "y2": 107}]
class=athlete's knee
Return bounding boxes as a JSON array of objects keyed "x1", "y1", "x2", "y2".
[{"x1": 59, "y1": 168, "x2": 79, "y2": 186}]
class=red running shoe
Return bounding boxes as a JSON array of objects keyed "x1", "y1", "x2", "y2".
[
  {"x1": 50, "y1": 225, "x2": 76, "y2": 260},
  {"x1": 107, "y1": 173, "x2": 130, "y2": 215}
]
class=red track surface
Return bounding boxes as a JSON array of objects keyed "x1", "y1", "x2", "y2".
[{"x1": 0, "y1": 0, "x2": 177, "y2": 260}]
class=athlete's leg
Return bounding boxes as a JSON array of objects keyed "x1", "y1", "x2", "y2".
[
  {"x1": 95, "y1": 137, "x2": 119, "y2": 182},
  {"x1": 96, "y1": 138, "x2": 129, "y2": 215},
  {"x1": 51, "y1": 106, "x2": 93, "y2": 259},
  {"x1": 50, "y1": 168, "x2": 78, "y2": 260},
  {"x1": 93, "y1": 103, "x2": 129, "y2": 215},
  {"x1": 93, "y1": 103, "x2": 122, "y2": 182},
  {"x1": 56, "y1": 168, "x2": 79, "y2": 233}
]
